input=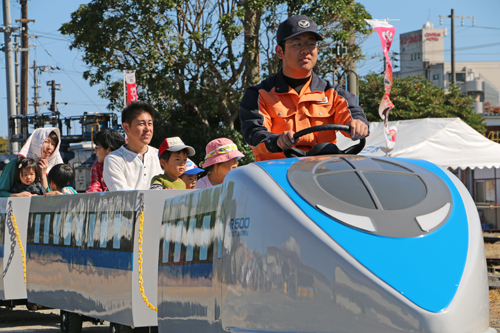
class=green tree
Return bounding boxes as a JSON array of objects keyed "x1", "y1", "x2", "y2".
[
  {"x1": 61, "y1": 0, "x2": 372, "y2": 164},
  {"x1": 359, "y1": 73, "x2": 486, "y2": 134},
  {"x1": 0, "y1": 137, "x2": 8, "y2": 154}
]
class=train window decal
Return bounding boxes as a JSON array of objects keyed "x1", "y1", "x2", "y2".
[
  {"x1": 53, "y1": 213, "x2": 61, "y2": 245},
  {"x1": 88, "y1": 214, "x2": 96, "y2": 247},
  {"x1": 112, "y1": 214, "x2": 122, "y2": 249},
  {"x1": 100, "y1": 214, "x2": 109, "y2": 248},
  {"x1": 43, "y1": 215, "x2": 50, "y2": 244},
  {"x1": 34, "y1": 215, "x2": 41, "y2": 244},
  {"x1": 159, "y1": 211, "x2": 217, "y2": 266},
  {"x1": 27, "y1": 211, "x2": 135, "y2": 253}
]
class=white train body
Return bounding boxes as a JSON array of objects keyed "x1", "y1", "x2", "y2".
[
  {"x1": 0, "y1": 155, "x2": 493, "y2": 332},
  {"x1": 157, "y1": 156, "x2": 493, "y2": 333},
  {"x1": 24, "y1": 190, "x2": 190, "y2": 327}
]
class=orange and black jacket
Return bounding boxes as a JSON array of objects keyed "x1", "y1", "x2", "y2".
[{"x1": 239, "y1": 70, "x2": 369, "y2": 161}]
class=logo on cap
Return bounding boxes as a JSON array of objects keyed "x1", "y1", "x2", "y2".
[{"x1": 298, "y1": 20, "x2": 310, "y2": 28}]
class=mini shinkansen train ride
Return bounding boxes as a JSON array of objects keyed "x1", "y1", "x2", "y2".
[{"x1": 0, "y1": 125, "x2": 495, "y2": 332}]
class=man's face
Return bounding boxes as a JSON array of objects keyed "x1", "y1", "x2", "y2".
[
  {"x1": 276, "y1": 32, "x2": 318, "y2": 78},
  {"x1": 123, "y1": 111, "x2": 153, "y2": 147}
]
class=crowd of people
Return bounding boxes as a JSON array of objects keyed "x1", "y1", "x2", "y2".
[
  {"x1": 0, "y1": 100, "x2": 245, "y2": 196},
  {"x1": 0, "y1": 14, "x2": 369, "y2": 197}
]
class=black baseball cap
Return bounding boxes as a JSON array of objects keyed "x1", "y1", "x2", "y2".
[{"x1": 276, "y1": 15, "x2": 324, "y2": 45}]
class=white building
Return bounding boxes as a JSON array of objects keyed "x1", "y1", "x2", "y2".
[{"x1": 395, "y1": 21, "x2": 500, "y2": 114}]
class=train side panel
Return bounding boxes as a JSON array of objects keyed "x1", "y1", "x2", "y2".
[
  {"x1": 26, "y1": 190, "x2": 191, "y2": 327},
  {"x1": 26, "y1": 191, "x2": 137, "y2": 324},
  {"x1": 2, "y1": 197, "x2": 30, "y2": 301},
  {"x1": 0, "y1": 199, "x2": 6, "y2": 300},
  {"x1": 158, "y1": 186, "x2": 226, "y2": 332},
  {"x1": 130, "y1": 190, "x2": 193, "y2": 327}
]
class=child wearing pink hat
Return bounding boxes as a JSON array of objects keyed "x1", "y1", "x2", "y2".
[{"x1": 194, "y1": 138, "x2": 245, "y2": 190}]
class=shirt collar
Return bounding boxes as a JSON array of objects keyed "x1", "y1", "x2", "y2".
[{"x1": 275, "y1": 69, "x2": 326, "y2": 94}]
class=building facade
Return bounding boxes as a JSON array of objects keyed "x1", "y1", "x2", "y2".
[{"x1": 395, "y1": 21, "x2": 500, "y2": 114}]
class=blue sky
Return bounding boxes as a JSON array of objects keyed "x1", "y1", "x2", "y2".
[{"x1": 1, "y1": 0, "x2": 499, "y2": 138}]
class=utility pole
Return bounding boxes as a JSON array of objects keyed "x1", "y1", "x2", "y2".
[
  {"x1": 33, "y1": 60, "x2": 39, "y2": 113},
  {"x1": 47, "y1": 80, "x2": 63, "y2": 113},
  {"x1": 372, "y1": 52, "x2": 399, "y2": 74},
  {"x1": 14, "y1": 35, "x2": 20, "y2": 115},
  {"x1": 31, "y1": 62, "x2": 53, "y2": 113},
  {"x1": 346, "y1": 32, "x2": 357, "y2": 97},
  {"x1": 1, "y1": 0, "x2": 21, "y2": 153},
  {"x1": 440, "y1": 9, "x2": 474, "y2": 85},
  {"x1": 18, "y1": 0, "x2": 34, "y2": 116}
]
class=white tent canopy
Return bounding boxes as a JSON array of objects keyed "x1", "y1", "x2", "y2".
[{"x1": 336, "y1": 118, "x2": 500, "y2": 169}]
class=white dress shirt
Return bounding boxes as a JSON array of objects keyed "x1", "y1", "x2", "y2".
[{"x1": 103, "y1": 145, "x2": 163, "y2": 191}]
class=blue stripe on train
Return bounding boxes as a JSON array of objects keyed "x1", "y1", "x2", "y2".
[
  {"x1": 27, "y1": 245, "x2": 133, "y2": 271},
  {"x1": 159, "y1": 263, "x2": 213, "y2": 286},
  {"x1": 0, "y1": 244, "x2": 3, "y2": 258}
]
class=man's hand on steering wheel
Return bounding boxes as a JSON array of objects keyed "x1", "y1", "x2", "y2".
[
  {"x1": 347, "y1": 119, "x2": 369, "y2": 140},
  {"x1": 277, "y1": 130, "x2": 296, "y2": 150}
]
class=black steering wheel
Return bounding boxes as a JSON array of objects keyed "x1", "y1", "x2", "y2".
[{"x1": 283, "y1": 124, "x2": 366, "y2": 158}]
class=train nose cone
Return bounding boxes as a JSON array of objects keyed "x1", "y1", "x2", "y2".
[{"x1": 268, "y1": 156, "x2": 469, "y2": 312}]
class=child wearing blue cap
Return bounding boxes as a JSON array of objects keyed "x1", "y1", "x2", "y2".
[{"x1": 180, "y1": 158, "x2": 204, "y2": 189}]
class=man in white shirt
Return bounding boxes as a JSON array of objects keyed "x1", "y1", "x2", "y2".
[{"x1": 103, "y1": 101, "x2": 163, "y2": 191}]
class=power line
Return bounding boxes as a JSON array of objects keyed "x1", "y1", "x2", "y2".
[{"x1": 36, "y1": 39, "x2": 104, "y2": 112}]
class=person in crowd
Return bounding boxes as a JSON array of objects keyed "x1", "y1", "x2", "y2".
[
  {"x1": 194, "y1": 138, "x2": 244, "y2": 190},
  {"x1": 180, "y1": 158, "x2": 204, "y2": 189},
  {"x1": 45, "y1": 164, "x2": 77, "y2": 195},
  {"x1": 86, "y1": 129, "x2": 126, "y2": 192},
  {"x1": 0, "y1": 128, "x2": 63, "y2": 197},
  {"x1": 103, "y1": 101, "x2": 163, "y2": 191},
  {"x1": 239, "y1": 15, "x2": 369, "y2": 161},
  {"x1": 10, "y1": 158, "x2": 46, "y2": 196},
  {"x1": 150, "y1": 137, "x2": 195, "y2": 190}
]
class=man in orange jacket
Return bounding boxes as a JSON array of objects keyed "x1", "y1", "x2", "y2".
[{"x1": 239, "y1": 15, "x2": 369, "y2": 162}]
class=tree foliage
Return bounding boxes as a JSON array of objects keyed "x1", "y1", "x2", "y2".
[
  {"x1": 0, "y1": 137, "x2": 8, "y2": 154},
  {"x1": 359, "y1": 73, "x2": 486, "y2": 134},
  {"x1": 61, "y1": 0, "x2": 372, "y2": 164}
]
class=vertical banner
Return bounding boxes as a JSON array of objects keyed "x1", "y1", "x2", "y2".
[
  {"x1": 124, "y1": 71, "x2": 138, "y2": 105},
  {"x1": 366, "y1": 19, "x2": 396, "y2": 151}
]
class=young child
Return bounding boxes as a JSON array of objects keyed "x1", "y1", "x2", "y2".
[
  {"x1": 45, "y1": 164, "x2": 77, "y2": 195},
  {"x1": 86, "y1": 129, "x2": 126, "y2": 192},
  {"x1": 195, "y1": 138, "x2": 245, "y2": 189},
  {"x1": 10, "y1": 158, "x2": 46, "y2": 196},
  {"x1": 150, "y1": 137, "x2": 195, "y2": 190},
  {"x1": 180, "y1": 158, "x2": 204, "y2": 189}
]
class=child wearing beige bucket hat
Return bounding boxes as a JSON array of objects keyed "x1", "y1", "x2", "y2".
[{"x1": 194, "y1": 138, "x2": 245, "y2": 189}]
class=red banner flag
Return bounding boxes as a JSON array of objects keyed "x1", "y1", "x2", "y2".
[
  {"x1": 124, "y1": 71, "x2": 138, "y2": 105},
  {"x1": 366, "y1": 19, "x2": 396, "y2": 151}
]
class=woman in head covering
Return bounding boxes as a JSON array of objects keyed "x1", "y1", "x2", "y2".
[
  {"x1": 0, "y1": 127, "x2": 63, "y2": 197},
  {"x1": 194, "y1": 138, "x2": 245, "y2": 190}
]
